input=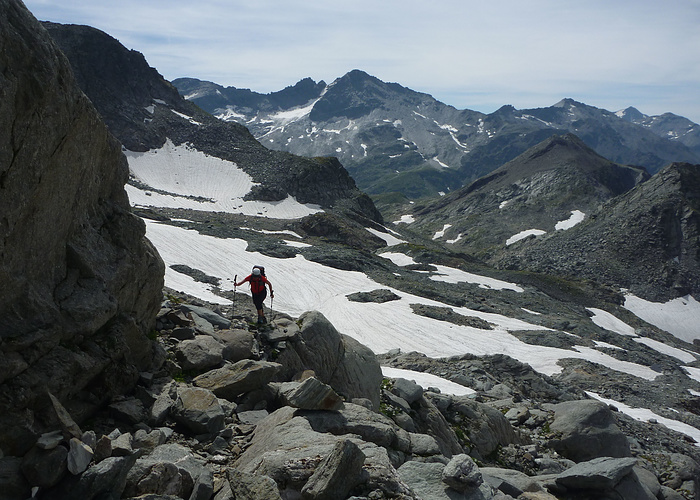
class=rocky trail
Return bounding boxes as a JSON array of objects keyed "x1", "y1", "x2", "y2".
[{"x1": 4, "y1": 289, "x2": 698, "y2": 500}]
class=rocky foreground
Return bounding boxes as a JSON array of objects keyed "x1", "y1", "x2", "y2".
[{"x1": 2, "y1": 291, "x2": 698, "y2": 500}]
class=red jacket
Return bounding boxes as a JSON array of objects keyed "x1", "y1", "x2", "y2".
[{"x1": 241, "y1": 274, "x2": 271, "y2": 294}]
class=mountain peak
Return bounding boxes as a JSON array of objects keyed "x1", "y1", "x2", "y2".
[
  {"x1": 616, "y1": 106, "x2": 647, "y2": 122},
  {"x1": 552, "y1": 97, "x2": 582, "y2": 108}
]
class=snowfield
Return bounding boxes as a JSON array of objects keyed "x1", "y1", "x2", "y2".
[
  {"x1": 126, "y1": 140, "x2": 322, "y2": 219},
  {"x1": 145, "y1": 220, "x2": 662, "y2": 381},
  {"x1": 623, "y1": 293, "x2": 700, "y2": 343},
  {"x1": 587, "y1": 308, "x2": 637, "y2": 337}
]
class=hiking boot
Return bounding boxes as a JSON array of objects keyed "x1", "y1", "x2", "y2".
[
  {"x1": 257, "y1": 317, "x2": 263, "y2": 324},
  {"x1": 261, "y1": 316, "x2": 267, "y2": 324}
]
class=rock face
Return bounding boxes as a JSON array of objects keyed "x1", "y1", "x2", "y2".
[{"x1": 0, "y1": 0, "x2": 164, "y2": 453}]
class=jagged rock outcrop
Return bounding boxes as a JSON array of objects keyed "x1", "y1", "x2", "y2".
[
  {"x1": 0, "y1": 0, "x2": 164, "y2": 454},
  {"x1": 274, "y1": 310, "x2": 384, "y2": 410}
]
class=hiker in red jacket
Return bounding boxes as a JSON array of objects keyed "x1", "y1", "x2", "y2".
[{"x1": 235, "y1": 266, "x2": 274, "y2": 324}]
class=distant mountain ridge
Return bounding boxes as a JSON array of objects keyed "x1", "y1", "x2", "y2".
[
  {"x1": 409, "y1": 133, "x2": 700, "y2": 302},
  {"x1": 174, "y1": 71, "x2": 700, "y2": 198},
  {"x1": 410, "y1": 133, "x2": 649, "y2": 256},
  {"x1": 495, "y1": 161, "x2": 700, "y2": 302},
  {"x1": 44, "y1": 24, "x2": 382, "y2": 223}
]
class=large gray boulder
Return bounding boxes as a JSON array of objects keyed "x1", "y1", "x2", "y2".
[
  {"x1": 124, "y1": 444, "x2": 212, "y2": 500},
  {"x1": 193, "y1": 359, "x2": 282, "y2": 400},
  {"x1": 553, "y1": 457, "x2": 658, "y2": 500},
  {"x1": 227, "y1": 469, "x2": 282, "y2": 500},
  {"x1": 0, "y1": 0, "x2": 164, "y2": 454},
  {"x1": 300, "y1": 439, "x2": 366, "y2": 500},
  {"x1": 442, "y1": 454, "x2": 483, "y2": 493},
  {"x1": 432, "y1": 394, "x2": 518, "y2": 459},
  {"x1": 234, "y1": 406, "x2": 415, "y2": 497},
  {"x1": 42, "y1": 455, "x2": 138, "y2": 500},
  {"x1": 171, "y1": 387, "x2": 225, "y2": 435},
  {"x1": 397, "y1": 461, "x2": 494, "y2": 500},
  {"x1": 548, "y1": 399, "x2": 631, "y2": 462},
  {"x1": 208, "y1": 329, "x2": 257, "y2": 362},
  {"x1": 275, "y1": 311, "x2": 383, "y2": 410},
  {"x1": 174, "y1": 335, "x2": 225, "y2": 372}
]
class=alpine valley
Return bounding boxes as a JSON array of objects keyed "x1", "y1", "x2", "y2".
[{"x1": 1, "y1": 2, "x2": 699, "y2": 499}]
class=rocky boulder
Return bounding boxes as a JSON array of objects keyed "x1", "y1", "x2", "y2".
[
  {"x1": 275, "y1": 311, "x2": 383, "y2": 409},
  {"x1": 0, "y1": 0, "x2": 164, "y2": 454},
  {"x1": 547, "y1": 399, "x2": 631, "y2": 462}
]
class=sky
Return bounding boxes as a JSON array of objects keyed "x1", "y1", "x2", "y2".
[{"x1": 24, "y1": 0, "x2": 700, "y2": 124}]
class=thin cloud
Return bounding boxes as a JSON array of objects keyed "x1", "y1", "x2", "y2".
[{"x1": 24, "y1": 0, "x2": 700, "y2": 122}]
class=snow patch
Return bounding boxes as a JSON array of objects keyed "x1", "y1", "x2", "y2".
[
  {"x1": 593, "y1": 341, "x2": 624, "y2": 350},
  {"x1": 171, "y1": 109, "x2": 202, "y2": 126},
  {"x1": 433, "y1": 157, "x2": 452, "y2": 169},
  {"x1": 587, "y1": 308, "x2": 637, "y2": 337},
  {"x1": 366, "y1": 227, "x2": 406, "y2": 247},
  {"x1": 393, "y1": 215, "x2": 415, "y2": 225},
  {"x1": 379, "y1": 252, "x2": 416, "y2": 267},
  {"x1": 633, "y1": 337, "x2": 698, "y2": 364},
  {"x1": 242, "y1": 228, "x2": 304, "y2": 239},
  {"x1": 432, "y1": 224, "x2": 452, "y2": 240},
  {"x1": 381, "y1": 367, "x2": 475, "y2": 396},
  {"x1": 623, "y1": 294, "x2": 700, "y2": 343},
  {"x1": 126, "y1": 139, "x2": 322, "y2": 219},
  {"x1": 428, "y1": 264, "x2": 524, "y2": 292},
  {"x1": 684, "y1": 366, "x2": 700, "y2": 384},
  {"x1": 587, "y1": 392, "x2": 700, "y2": 446},
  {"x1": 506, "y1": 229, "x2": 546, "y2": 246},
  {"x1": 284, "y1": 240, "x2": 312, "y2": 248},
  {"x1": 555, "y1": 210, "x2": 585, "y2": 230}
]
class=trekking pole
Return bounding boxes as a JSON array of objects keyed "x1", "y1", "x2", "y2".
[
  {"x1": 270, "y1": 292, "x2": 274, "y2": 323},
  {"x1": 233, "y1": 274, "x2": 237, "y2": 317}
]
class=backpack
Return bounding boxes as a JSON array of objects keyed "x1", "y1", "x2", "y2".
[{"x1": 250, "y1": 266, "x2": 267, "y2": 294}]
